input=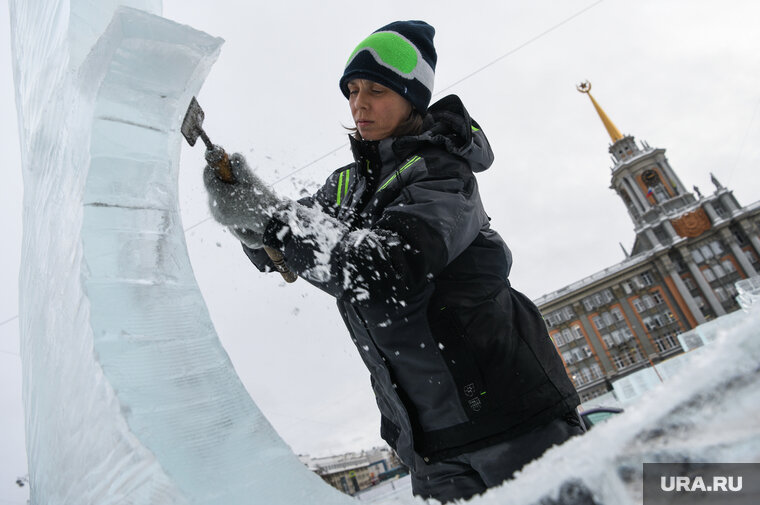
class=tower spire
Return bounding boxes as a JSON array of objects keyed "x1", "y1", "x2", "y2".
[{"x1": 577, "y1": 81, "x2": 623, "y2": 143}]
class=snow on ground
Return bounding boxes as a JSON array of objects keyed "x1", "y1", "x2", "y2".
[{"x1": 358, "y1": 304, "x2": 760, "y2": 504}]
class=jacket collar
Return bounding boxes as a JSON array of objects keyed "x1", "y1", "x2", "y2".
[{"x1": 349, "y1": 135, "x2": 400, "y2": 176}]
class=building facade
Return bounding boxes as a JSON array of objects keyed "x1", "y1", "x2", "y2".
[
  {"x1": 299, "y1": 447, "x2": 405, "y2": 496},
  {"x1": 534, "y1": 82, "x2": 760, "y2": 403}
]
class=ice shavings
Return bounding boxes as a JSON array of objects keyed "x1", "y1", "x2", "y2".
[{"x1": 277, "y1": 200, "x2": 346, "y2": 283}]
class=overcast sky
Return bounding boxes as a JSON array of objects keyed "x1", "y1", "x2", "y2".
[{"x1": 2, "y1": 0, "x2": 760, "y2": 502}]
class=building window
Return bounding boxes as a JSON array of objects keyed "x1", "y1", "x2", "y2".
[
  {"x1": 633, "y1": 298, "x2": 646, "y2": 313},
  {"x1": 628, "y1": 347, "x2": 643, "y2": 365},
  {"x1": 683, "y1": 276, "x2": 696, "y2": 291},
  {"x1": 622, "y1": 281, "x2": 633, "y2": 294},
  {"x1": 611, "y1": 330, "x2": 625, "y2": 345},
  {"x1": 713, "y1": 264, "x2": 726, "y2": 278},
  {"x1": 655, "y1": 332, "x2": 680, "y2": 352},
  {"x1": 701, "y1": 268, "x2": 716, "y2": 282},
  {"x1": 572, "y1": 348, "x2": 586, "y2": 362},
  {"x1": 602, "y1": 334, "x2": 614, "y2": 347},
  {"x1": 602, "y1": 312, "x2": 614, "y2": 326},
  {"x1": 665, "y1": 332, "x2": 679, "y2": 348},
  {"x1": 710, "y1": 241, "x2": 724, "y2": 255},
  {"x1": 641, "y1": 272, "x2": 654, "y2": 286},
  {"x1": 715, "y1": 287, "x2": 728, "y2": 302},
  {"x1": 691, "y1": 248, "x2": 705, "y2": 263},
  {"x1": 700, "y1": 245, "x2": 714, "y2": 259},
  {"x1": 643, "y1": 295, "x2": 656, "y2": 309},
  {"x1": 562, "y1": 329, "x2": 573, "y2": 342},
  {"x1": 722, "y1": 259, "x2": 736, "y2": 273},
  {"x1": 654, "y1": 185, "x2": 669, "y2": 202},
  {"x1": 733, "y1": 228, "x2": 747, "y2": 246},
  {"x1": 652, "y1": 292, "x2": 665, "y2": 305},
  {"x1": 592, "y1": 316, "x2": 604, "y2": 330},
  {"x1": 571, "y1": 325, "x2": 584, "y2": 340},
  {"x1": 745, "y1": 249, "x2": 758, "y2": 265},
  {"x1": 611, "y1": 307, "x2": 625, "y2": 322},
  {"x1": 713, "y1": 201, "x2": 726, "y2": 217},
  {"x1": 562, "y1": 351, "x2": 574, "y2": 364},
  {"x1": 553, "y1": 333, "x2": 564, "y2": 346},
  {"x1": 590, "y1": 363, "x2": 603, "y2": 379},
  {"x1": 581, "y1": 367, "x2": 593, "y2": 382},
  {"x1": 612, "y1": 355, "x2": 626, "y2": 369}
]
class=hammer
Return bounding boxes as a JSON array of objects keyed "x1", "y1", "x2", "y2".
[{"x1": 182, "y1": 97, "x2": 297, "y2": 283}]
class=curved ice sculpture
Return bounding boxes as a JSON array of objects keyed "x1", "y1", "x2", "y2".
[{"x1": 11, "y1": 2, "x2": 353, "y2": 504}]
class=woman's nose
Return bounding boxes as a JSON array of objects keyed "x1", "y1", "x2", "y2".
[{"x1": 354, "y1": 89, "x2": 368, "y2": 109}]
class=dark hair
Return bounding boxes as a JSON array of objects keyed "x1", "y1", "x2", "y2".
[{"x1": 346, "y1": 109, "x2": 425, "y2": 140}]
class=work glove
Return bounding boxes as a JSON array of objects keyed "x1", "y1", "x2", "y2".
[
  {"x1": 228, "y1": 226, "x2": 264, "y2": 249},
  {"x1": 203, "y1": 147, "x2": 281, "y2": 248}
]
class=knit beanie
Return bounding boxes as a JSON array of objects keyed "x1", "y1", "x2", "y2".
[{"x1": 340, "y1": 20, "x2": 437, "y2": 112}]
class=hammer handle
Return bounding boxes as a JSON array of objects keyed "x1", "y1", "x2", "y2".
[
  {"x1": 210, "y1": 151, "x2": 235, "y2": 183},
  {"x1": 264, "y1": 246, "x2": 298, "y2": 283}
]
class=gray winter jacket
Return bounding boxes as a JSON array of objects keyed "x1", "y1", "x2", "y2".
[{"x1": 245, "y1": 95, "x2": 579, "y2": 468}]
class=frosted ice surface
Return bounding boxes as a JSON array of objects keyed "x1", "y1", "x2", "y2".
[
  {"x1": 11, "y1": 0, "x2": 760, "y2": 504},
  {"x1": 12, "y1": 2, "x2": 351, "y2": 504}
]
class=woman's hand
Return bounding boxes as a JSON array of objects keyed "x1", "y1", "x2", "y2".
[{"x1": 203, "y1": 150, "x2": 281, "y2": 246}]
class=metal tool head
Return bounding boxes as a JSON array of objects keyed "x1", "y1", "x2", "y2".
[{"x1": 181, "y1": 96, "x2": 206, "y2": 147}]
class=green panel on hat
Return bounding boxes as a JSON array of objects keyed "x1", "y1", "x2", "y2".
[{"x1": 346, "y1": 32, "x2": 418, "y2": 75}]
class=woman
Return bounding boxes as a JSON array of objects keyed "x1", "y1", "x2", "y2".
[{"x1": 204, "y1": 20, "x2": 582, "y2": 503}]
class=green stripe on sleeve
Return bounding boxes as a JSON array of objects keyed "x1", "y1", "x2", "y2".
[
  {"x1": 337, "y1": 170, "x2": 345, "y2": 205},
  {"x1": 376, "y1": 156, "x2": 421, "y2": 193}
]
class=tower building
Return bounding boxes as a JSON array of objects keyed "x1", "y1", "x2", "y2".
[{"x1": 535, "y1": 82, "x2": 760, "y2": 403}]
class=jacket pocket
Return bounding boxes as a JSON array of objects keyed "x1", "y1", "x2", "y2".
[
  {"x1": 451, "y1": 287, "x2": 518, "y2": 381},
  {"x1": 428, "y1": 304, "x2": 490, "y2": 417}
]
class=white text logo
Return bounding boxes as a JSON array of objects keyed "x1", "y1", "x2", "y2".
[{"x1": 660, "y1": 476, "x2": 742, "y2": 493}]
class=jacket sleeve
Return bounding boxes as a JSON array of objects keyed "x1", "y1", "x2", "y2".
[
  {"x1": 261, "y1": 154, "x2": 489, "y2": 306},
  {"x1": 240, "y1": 167, "x2": 344, "y2": 273}
]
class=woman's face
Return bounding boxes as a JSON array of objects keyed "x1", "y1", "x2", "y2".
[{"x1": 347, "y1": 79, "x2": 413, "y2": 141}]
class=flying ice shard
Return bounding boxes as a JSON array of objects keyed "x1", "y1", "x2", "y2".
[
  {"x1": 11, "y1": 2, "x2": 353, "y2": 504},
  {"x1": 11, "y1": 0, "x2": 760, "y2": 504}
]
